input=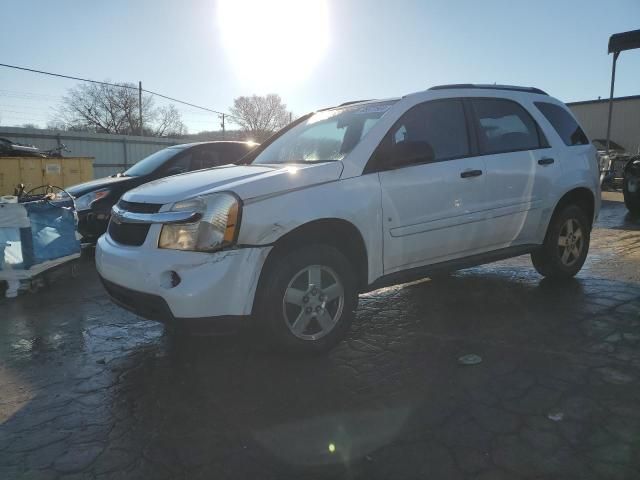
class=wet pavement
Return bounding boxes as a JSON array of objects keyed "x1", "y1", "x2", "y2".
[{"x1": 1, "y1": 193, "x2": 640, "y2": 480}]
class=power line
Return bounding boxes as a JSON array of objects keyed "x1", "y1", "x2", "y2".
[
  {"x1": 0, "y1": 62, "x2": 240, "y2": 122},
  {"x1": 0, "y1": 63, "x2": 137, "y2": 90},
  {"x1": 0, "y1": 90, "x2": 60, "y2": 100},
  {"x1": 142, "y1": 88, "x2": 238, "y2": 120},
  {"x1": 0, "y1": 104, "x2": 54, "y2": 112}
]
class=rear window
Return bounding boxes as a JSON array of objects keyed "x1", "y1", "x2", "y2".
[
  {"x1": 535, "y1": 102, "x2": 589, "y2": 146},
  {"x1": 471, "y1": 98, "x2": 544, "y2": 154}
]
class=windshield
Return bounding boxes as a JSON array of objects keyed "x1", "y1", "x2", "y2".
[
  {"x1": 123, "y1": 146, "x2": 186, "y2": 176},
  {"x1": 251, "y1": 101, "x2": 397, "y2": 165}
]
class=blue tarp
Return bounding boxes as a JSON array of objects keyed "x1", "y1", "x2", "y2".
[
  {"x1": 1, "y1": 200, "x2": 79, "y2": 272},
  {"x1": 23, "y1": 202, "x2": 79, "y2": 267}
]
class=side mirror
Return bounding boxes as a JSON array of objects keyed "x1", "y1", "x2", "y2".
[{"x1": 389, "y1": 141, "x2": 435, "y2": 168}]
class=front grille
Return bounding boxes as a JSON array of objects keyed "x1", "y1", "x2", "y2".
[
  {"x1": 117, "y1": 200, "x2": 162, "y2": 213},
  {"x1": 108, "y1": 200, "x2": 162, "y2": 246},
  {"x1": 108, "y1": 221, "x2": 151, "y2": 246}
]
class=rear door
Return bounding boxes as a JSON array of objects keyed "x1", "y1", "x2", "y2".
[
  {"x1": 376, "y1": 99, "x2": 491, "y2": 273},
  {"x1": 469, "y1": 97, "x2": 557, "y2": 247}
]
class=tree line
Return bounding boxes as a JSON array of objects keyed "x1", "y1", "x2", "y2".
[{"x1": 45, "y1": 82, "x2": 293, "y2": 142}]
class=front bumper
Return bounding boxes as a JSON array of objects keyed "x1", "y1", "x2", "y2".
[
  {"x1": 96, "y1": 233, "x2": 271, "y2": 320},
  {"x1": 99, "y1": 278, "x2": 246, "y2": 334}
]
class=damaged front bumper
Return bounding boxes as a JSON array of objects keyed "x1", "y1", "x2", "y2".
[
  {"x1": 76, "y1": 209, "x2": 111, "y2": 243},
  {"x1": 96, "y1": 233, "x2": 271, "y2": 322}
]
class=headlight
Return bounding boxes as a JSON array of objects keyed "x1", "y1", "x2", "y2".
[
  {"x1": 158, "y1": 193, "x2": 241, "y2": 252},
  {"x1": 74, "y1": 189, "x2": 110, "y2": 211}
]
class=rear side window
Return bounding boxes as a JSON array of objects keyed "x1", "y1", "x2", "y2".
[
  {"x1": 535, "y1": 102, "x2": 589, "y2": 146},
  {"x1": 216, "y1": 144, "x2": 246, "y2": 163},
  {"x1": 471, "y1": 98, "x2": 543, "y2": 154},
  {"x1": 190, "y1": 147, "x2": 223, "y2": 170},
  {"x1": 390, "y1": 99, "x2": 470, "y2": 161}
]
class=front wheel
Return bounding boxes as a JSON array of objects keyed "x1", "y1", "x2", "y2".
[
  {"x1": 623, "y1": 170, "x2": 640, "y2": 215},
  {"x1": 531, "y1": 205, "x2": 590, "y2": 279},
  {"x1": 255, "y1": 245, "x2": 358, "y2": 353}
]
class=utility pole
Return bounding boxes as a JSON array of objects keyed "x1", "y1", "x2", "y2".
[
  {"x1": 289, "y1": 111, "x2": 292, "y2": 124},
  {"x1": 220, "y1": 113, "x2": 225, "y2": 140},
  {"x1": 138, "y1": 81, "x2": 143, "y2": 136}
]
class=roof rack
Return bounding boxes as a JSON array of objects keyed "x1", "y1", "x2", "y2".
[
  {"x1": 428, "y1": 84, "x2": 548, "y2": 95},
  {"x1": 317, "y1": 99, "x2": 376, "y2": 112},
  {"x1": 338, "y1": 99, "x2": 375, "y2": 107}
]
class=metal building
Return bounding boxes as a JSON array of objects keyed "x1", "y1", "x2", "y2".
[
  {"x1": 568, "y1": 95, "x2": 640, "y2": 154},
  {"x1": 0, "y1": 127, "x2": 180, "y2": 178}
]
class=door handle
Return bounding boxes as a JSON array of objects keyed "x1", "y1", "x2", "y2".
[
  {"x1": 538, "y1": 158, "x2": 555, "y2": 166},
  {"x1": 460, "y1": 169, "x2": 483, "y2": 178}
]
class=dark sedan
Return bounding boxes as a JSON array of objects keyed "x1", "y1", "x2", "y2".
[{"x1": 67, "y1": 141, "x2": 257, "y2": 242}]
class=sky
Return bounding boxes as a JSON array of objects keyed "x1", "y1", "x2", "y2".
[{"x1": 1, "y1": 0, "x2": 639, "y2": 133}]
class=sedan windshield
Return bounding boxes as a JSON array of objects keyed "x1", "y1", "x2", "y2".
[
  {"x1": 251, "y1": 101, "x2": 397, "y2": 165},
  {"x1": 123, "y1": 146, "x2": 186, "y2": 176}
]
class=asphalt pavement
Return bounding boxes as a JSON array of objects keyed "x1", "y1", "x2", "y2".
[{"x1": 1, "y1": 193, "x2": 639, "y2": 480}]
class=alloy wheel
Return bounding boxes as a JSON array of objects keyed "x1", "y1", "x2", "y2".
[
  {"x1": 557, "y1": 218, "x2": 584, "y2": 267},
  {"x1": 282, "y1": 265, "x2": 345, "y2": 341}
]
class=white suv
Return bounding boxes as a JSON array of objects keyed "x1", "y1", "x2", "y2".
[{"x1": 96, "y1": 85, "x2": 601, "y2": 352}]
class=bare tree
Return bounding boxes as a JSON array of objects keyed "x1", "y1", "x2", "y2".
[
  {"x1": 153, "y1": 105, "x2": 187, "y2": 137},
  {"x1": 229, "y1": 94, "x2": 291, "y2": 141},
  {"x1": 54, "y1": 82, "x2": 186, "y2": 137}
]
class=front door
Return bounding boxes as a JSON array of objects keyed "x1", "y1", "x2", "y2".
[{"x1": 376, "y1": 99, "x2": 490, "y2": 274}]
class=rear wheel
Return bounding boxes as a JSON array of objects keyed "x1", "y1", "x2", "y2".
[
  {"x1": 623, "y1": 170, "x2": 640, "y2": 215},
  {"x1": 255, "y1": 245, "x2": 358, "y2": 353},
  {"x1": 531, "y1": 205, "x2": 590, "y2": 279}
]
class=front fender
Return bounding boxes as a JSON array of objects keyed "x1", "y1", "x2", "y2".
[
  {"x1": 623, "y1": 158, "x2": 640, "y2": 177},
  {"x1": 237, "y1": 174, "x2": 384, "y2": 283}
]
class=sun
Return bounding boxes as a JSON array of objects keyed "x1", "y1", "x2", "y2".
[{"x1": 217, "y1": 0, "x2": 329, "y2": 90}]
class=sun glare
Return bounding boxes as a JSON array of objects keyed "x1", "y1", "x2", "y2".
[{"x1": 217, "y1": 0, "x2": 329, "y2": 90}]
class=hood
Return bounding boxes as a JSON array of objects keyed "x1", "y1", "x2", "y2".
[
  {"x1": 66, "y1": 175, "x2": 134, "y2": 197},
  {"x1": 122, "y1": 162, "x2": 344, "y2": 204}
]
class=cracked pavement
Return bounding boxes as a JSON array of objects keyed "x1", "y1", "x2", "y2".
[{"x1": 1, "y1": 193, "x2": 640, "y2": 479}]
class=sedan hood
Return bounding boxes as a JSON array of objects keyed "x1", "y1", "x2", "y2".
[
  {"x1": 122, "y1": 162, "x2": 344, "y2": 205},
  {"x1": 66, "y1": 175, "x2": 134, "y2": 197}
]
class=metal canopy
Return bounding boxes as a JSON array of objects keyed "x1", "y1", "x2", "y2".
[
  {"x1": 605, "y1": 29, "x2": 640, "y2": 159},
  {"x1": 608, "y1": 29, "x2": 640, "y2": 54}
]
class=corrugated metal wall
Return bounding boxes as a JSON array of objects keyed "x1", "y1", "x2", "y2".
[
  {"x1": 0, "y1": 127, "x2": 181, "y2": 178},
  {"x1": 568, "y1": 96, "x2": 640, "y2": 154}
]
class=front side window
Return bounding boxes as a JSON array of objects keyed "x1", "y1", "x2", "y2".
[
  {"x1": 472, "y1": 99, "x2": 542, "y2": 154},
  {"x1": 164, "y1": 152, "x2": 192, "y2": 174},
  {"x1": 123, "y1": 146, "x2": 187, "y2": 176},
  {"x1": 535, "y1": 102, "x2": 589, "y2": 146},
  {"x1": 251, "y1": 101, "x2": 397, "y2": 165},
  {"x1": 389, "y1": 99, "x2": 470, "y2": 161}
]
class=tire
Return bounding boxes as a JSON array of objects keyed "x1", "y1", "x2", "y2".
[
  {"x1": 255, "y1": 244, "x2": 358, "y2": 353},
  {"x1": 623, "y1": 171, "x2": 640, "y2": 215},
  {"x1": 531, "y1": 204, "x2": 590, "y2": 279}
]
